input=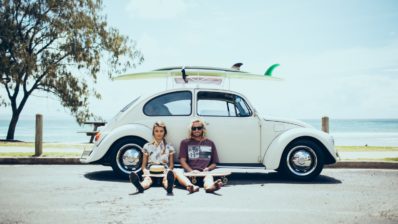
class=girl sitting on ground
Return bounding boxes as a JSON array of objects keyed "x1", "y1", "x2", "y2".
[{"x1": 129, "y1": 121, "x2": 175, "y2": 194}]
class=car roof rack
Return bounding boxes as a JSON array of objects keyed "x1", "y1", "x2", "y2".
[{"x1": 155, "y1": 66, "x2": 247, "y2": 73}]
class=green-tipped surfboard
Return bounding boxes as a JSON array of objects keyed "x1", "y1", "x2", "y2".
[{"x1": 115, "y1": 66, "x2": 282, "y2": 81}]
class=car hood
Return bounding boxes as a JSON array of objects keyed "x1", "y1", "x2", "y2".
[{"x1": 262, "y1": 116, "x2": 313, "y2": 128}]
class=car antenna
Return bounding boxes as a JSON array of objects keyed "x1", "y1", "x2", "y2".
[{"x1": 181, "y1": 66, "x2": 188, "y2": 83}]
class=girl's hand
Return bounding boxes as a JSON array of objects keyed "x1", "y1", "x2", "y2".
[{"x1": 203, "y1": 168, "x2": 210, "y2": 172}]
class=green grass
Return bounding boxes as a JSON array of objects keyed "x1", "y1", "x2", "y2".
[
  {"x1": 341, "y1": 157, "x2": 398, "y2": 162},
  {"x1": 0, "y1": 142, "x2": 90, "y2": 149},
  {"x1": 0, "y1": 142, "x2": 86, "y2": 157},
  {"x1": 1, "y1": 142, "x2": 397, "y2": 159},
  {"x1": 0, "y1": 152, "x2": 81, "y2": 157},
  {"x1": 384, "y1": 157, "x2": 398, "y2": 162},
  {"x1": 336, "y1": 146, "x2": 398, "y2": 152}
]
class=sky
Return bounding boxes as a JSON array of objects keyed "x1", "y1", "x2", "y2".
[{"x1": 1, "y1": 0, "x2": 398, "y2": 122}]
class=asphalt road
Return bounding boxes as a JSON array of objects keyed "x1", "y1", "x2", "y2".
[{"x1": 0, "y1": 165, "x2": 397, "y2": 224}]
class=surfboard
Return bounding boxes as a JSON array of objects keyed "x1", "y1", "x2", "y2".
[{"x1": 115, "y1": 66, "x2": 282, "y2": 81}]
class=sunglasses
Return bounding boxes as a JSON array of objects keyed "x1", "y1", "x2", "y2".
[{"x1": 191, "y1": 126, "x2": 204, "y2": 131}]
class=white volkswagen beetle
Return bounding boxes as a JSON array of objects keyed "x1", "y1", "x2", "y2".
[{"x1": 81, "y1": 67, "x2": 338, "y2": 180}]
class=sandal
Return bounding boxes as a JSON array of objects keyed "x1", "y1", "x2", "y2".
[
  {"x1": 166, "y1": 170, "x2": 174, "y2": 194},
  {"x1": 129, "y1": 172, "x2": 144, "y2": 193}
]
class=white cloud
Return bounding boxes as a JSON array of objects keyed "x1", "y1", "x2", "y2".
[{"x1": 126, "y1": 0, "x2": 190, "y2": 20}]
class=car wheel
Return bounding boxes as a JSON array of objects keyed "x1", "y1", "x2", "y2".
[
  {"x1": 280, "y1": 139, "x2": 324, "y2": 181},
  {"x1": 110, "y1": 137, "x2": 146, "y2": 178}
]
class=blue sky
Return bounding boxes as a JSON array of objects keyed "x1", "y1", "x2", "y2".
[{"x1": 1, "y1": 0, "x2": 398, "y2": 120}]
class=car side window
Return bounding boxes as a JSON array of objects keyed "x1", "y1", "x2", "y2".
[
  {"x1": 144, "y1": 91, "x2": 192, "y2": 116},
  {"x1": 197, "y1": 91, "x2": 252, "y2": 117}
]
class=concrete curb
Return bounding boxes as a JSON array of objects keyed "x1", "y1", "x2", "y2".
[{"x1": 0, "y1": 157, "x2": 397, "y2": 169}]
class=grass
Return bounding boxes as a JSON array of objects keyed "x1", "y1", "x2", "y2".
[
  {"x1": 0, "y1": 142, "x2": 90, "y2": 149},
  {"x1": 342, "y1": 157, "x2": 398, "y2": 162},
  {"x1": 384, "y1": 157, "x2": 398, "y2": 162},
  {"x1": 1, "y1": 142, "x2": 397, "y2": 159},
  {"x1": 1, "y1": 142, "x2": 396, "y2": 151},
  {"x1": 0, "y1": 152, "x2": 81, "y2": 157},
  {"x1": 336, "y1": 146, "x2": 398, "y2": 152},
  {"x1": 0, "y1": 141, "x2": 88, "y2": 157}
]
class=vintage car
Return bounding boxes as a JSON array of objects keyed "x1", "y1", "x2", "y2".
[{"x1": 80, "y1": 66, "x2": 338, "y2": 180}]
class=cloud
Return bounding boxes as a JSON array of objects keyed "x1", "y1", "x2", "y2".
[{"x1": 126, "y1": 0, "x2": 190, "y2": 20}]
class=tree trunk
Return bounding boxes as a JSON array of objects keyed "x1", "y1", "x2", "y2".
[
  {"x1": 6, "y1": 94, "x2": 29, "y2": 141},
  {"x1": 6, "y1": 112, "x2": 20, "y2": 140}
]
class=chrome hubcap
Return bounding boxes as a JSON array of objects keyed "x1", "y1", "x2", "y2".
[
  {"x1": 286, "y1": 146, "x2": 317, "y2": 176},
  {"x1": 122, "y1": 150, "x2": 141, "y2": 166},
  {"x1": 116, "y1": 144, "x2": 143, "y2": 174}
]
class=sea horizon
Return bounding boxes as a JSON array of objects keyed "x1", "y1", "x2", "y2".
[{"x1": 1, "y1": 118, "x2": 398, "y2": 146}]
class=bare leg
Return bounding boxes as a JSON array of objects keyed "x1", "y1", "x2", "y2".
[
  {"x1": 175, "y1": 169, "x2": 199, "y2": 193},
  {"x1": 203, "y1": 174, "x2": 222, "y2": 193},
  {"x1": 140, "y1": 176, "x2": 153, "y2": 190}
]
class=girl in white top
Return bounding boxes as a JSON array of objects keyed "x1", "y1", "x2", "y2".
[
  {"x1": 129, "y1": 121, "x2": 175, "y2": 194},
  {"x1": 142, "y1": 139, "x2": 174, "y2": 169}
]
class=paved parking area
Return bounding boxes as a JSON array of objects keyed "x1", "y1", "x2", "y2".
[{"x1": 0, "y1": 165, "x2": 397, "y2": 224}]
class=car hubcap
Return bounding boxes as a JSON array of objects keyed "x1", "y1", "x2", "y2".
[
  {"x1": 286, "y1": 146, "x2": 317, "y2": 176},
  {"x1": 116, "y1": 144, "x2": 143, "y2": 174}
]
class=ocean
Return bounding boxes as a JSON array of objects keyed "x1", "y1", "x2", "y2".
[
  {"x1": 304, "y1": 119, "x2": 398, "y2": 147},
  {"x1": 1, "y1": 118, "x2": 397, "y2": 146}
]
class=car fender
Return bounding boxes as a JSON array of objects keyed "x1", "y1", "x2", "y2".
[
  {"x1": 262, "y1": 127, "x2": 335, "y2": 170},
  {"x1": 83, "y1": 124, "x2": 152, "y2": 163}
]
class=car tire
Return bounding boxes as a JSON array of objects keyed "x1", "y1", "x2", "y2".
[
  {"x1": 279, "y1": 139, "x2": 324, "y2": 181},
  {"x1": 110, "y1": 137, "x2": 147, "y2": 178}
]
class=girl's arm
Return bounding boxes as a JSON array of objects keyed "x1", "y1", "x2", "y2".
[
  {"x1": 168, "y1": 153, "x2": 174, "y2": 170},
  {"x1": 141, "y1": 153, "x2": 149, "y2": 173}
]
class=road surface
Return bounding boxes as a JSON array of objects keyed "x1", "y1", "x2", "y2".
[{"x1": 0, "y1": 165, "x2": 397, "y2": 224}]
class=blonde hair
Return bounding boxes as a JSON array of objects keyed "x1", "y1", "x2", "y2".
[
  {"x1": 152, "y1": 121, "x2": 168, "y2": 146},
  {"x1": 188, "y1": 118, "x2": 207, "y2": 138}
]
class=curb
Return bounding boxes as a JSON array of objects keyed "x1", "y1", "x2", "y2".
[
  {"x1": 0, "y1": 158, "x2": 397, "y2": 169},
  {"x1": 326, "y1": 161, "x2": 398, "y2": 169},
  {"x1": 0, "y1": 157, "x2": 82, "y2": 164}
]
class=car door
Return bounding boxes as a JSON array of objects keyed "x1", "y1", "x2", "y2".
[
  {"x1": 141, "y1": 90, "x2": 193, "y2": 155},
  {"x1": 195, "y1": 90, "x2": 261, "y2": 164}
]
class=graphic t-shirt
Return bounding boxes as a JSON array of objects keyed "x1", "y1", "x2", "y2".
[
  {"x1": 179, "y1": 138, "x2": 219, "y2": 171},
  {"x1": 142, "y1": 140, "x2": 174, "y2": 168}
]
